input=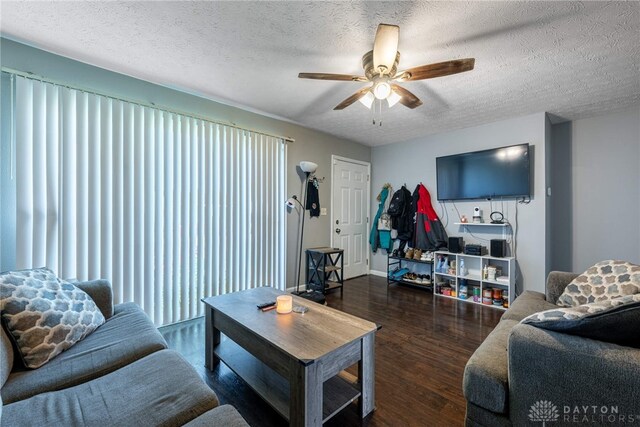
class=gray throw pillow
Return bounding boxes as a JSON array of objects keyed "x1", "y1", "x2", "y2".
[
  {"x1": 0, "y1": 267, "x2": 105, "y2": 369},
  {"x1": 522, "y1": 294, "x2": 640, "y2": 348},
  {"x1": 556, "y1": 260, "x2": 640, "y2": 307}
]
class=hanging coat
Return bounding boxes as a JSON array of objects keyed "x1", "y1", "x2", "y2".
[
  {"x1": 414, "y1": 184, "x2": 448, "y2": 251},
  {"x1": 306, "y1": 178, "x2": 320, "y2": 217},
  {"x1": 388, "y1": 186, "x2": 413, "y2": 243},
  {"x1": 370, "y1": 186, "x2": 393, "y2": 253},
  {"x1": 411, "y1": 185, "x2": 421, "y2": 247}
]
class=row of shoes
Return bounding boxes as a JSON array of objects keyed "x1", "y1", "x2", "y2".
[
  {"x1": 391, "y1": 248, "x2": 435, "y2": 262},
  {"x1": 402, "y1": 273, "x2": 432, "y2": 284}
]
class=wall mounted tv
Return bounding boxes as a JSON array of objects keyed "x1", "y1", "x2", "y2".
[{"x1": 436, "y1": 143, "x2": 531, "y2": 201}]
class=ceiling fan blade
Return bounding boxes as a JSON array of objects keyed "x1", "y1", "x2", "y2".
[
  {"x1": 373, "y1": 24, "x2": 399, "y2": 74},
  {"x1": 396, "y1": 58, "x2": 475, "y2": 81},
  {"x1": 390, "y1": 84, "x2": 423, "y2": 109},
  {"x1": 298, "y1": 72, "x2": 368, "y2": 82},
  {"x1": 334, "y1": 87, "x2": 372, "y2": 110}
]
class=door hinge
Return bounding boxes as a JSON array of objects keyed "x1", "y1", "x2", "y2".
[{"x1": 367, "y1": 216, "x2": 369, "y2": 224}]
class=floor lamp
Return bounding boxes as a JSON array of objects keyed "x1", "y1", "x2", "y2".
[{"x1": 286, "y1": 161, "x2": 317, "y2": 296}]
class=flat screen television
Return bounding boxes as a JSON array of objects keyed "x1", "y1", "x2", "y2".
[{"x1": 436, "y1": 144, "x2": 531, "y2": 201}]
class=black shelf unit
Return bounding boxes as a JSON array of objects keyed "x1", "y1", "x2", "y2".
[
  {"x1": 387, "y1": 255, "x2": 434, "y2": 291},
  {"x1": 306, "y1": 247, "x2": 344, "y2": 296}
]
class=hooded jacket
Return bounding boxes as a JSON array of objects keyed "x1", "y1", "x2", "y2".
[
  {"x1": 388, "y1": 185, "x2": 413, "y2": 243},
  {"x1": 370, "y1": 186, "x2": 393, "y2": 253},
  {"x1": 414, "y1": 184, "x2": 448, "y2": 251}
]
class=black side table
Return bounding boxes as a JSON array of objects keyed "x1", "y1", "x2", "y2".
[{"x1": 306, "y1": 247, "x2": 344, "y2": 296}]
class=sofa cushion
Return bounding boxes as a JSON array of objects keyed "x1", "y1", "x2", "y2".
[
  {"x1": 0, "y1": 267, "x2": 105, "y2": 369},
  {"x1": 501, "y1": 291, "x2": 557, "y2": 321},
  {"x1": 1, "y1": 302, "x2": 167, "y2": 404},
  {"x1": 557, "y1": 260, "x2": 640, "y2": 307},
  {"x1": 465, "y1": 401, "x2": 512, "y2": 427},
  {"x1": 463, "y1": 319, "x2": 519, "y2": 414},
  {"x1": 522, "y1": 294, "x2": 640, "y2": 347},
  {"x1": 2, "y1": 349, "x2": 218, "y2": 426},
  {"x1": 183, "y1": 405, "x2": 250, "y2": 427},
  {"x1": 1, "y1": 325, "x2": 14, "y2": 388},
  {"x1": 74, "y1": 279, "x2": 114, "y2": 319}
]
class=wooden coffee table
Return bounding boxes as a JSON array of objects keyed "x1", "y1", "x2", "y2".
[{"x1": 202, "y1": 287, "x2": 378, "y2": 426}]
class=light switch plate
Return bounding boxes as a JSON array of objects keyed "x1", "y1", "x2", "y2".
[{"x1": 320, "y1": 208, "x2": 327, "y2": 216}]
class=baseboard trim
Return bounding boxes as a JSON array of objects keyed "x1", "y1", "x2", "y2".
[{"x1": 369, "y1": 269, "x2": 387, "y2": 278}]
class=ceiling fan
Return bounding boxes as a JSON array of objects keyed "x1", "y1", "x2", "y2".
[{"x1": 299, "y1": 24, "x2": 475, "y2": 110}]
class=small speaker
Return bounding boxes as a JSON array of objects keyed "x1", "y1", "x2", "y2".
[
  {"x1": 448, "y1": 237, "x2": 464, "y2": 253},
  {"x1": 490, "y1": 239, "x2": 507, "y2": 258}
]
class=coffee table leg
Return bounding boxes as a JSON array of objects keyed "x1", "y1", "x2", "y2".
[
  {"x1": 359, "y1": 332, "x2": 375, "y2": 417},
  {"x1": 289, "y1": 360, "x2": 322, "y2": 427},
  {"x1": 204, "y1": 305, "x2": 220, "y2": 370}
]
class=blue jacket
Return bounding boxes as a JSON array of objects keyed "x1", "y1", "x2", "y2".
[{"x1": 370, "y1": 187, "x2": 393, "y2": 253}]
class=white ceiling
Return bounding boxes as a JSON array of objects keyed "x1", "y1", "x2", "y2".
[{"x1": 1, "y1": 1, "x2": 639, "y2": 146}]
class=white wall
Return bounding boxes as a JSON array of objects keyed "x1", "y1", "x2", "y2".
[
  {"x1": 370, "y1": 112, "x2": 549, "y2": 294},
  {"x1": 551, "y1": 106, "x2": 640, "y2": 273},
  {"x1": 0, "y1": 38, "x2": 371, "y2": 287}
]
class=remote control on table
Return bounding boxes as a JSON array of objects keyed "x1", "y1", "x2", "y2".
[{"x1": 257, "y1": 301, "x2": 276, "y2": 309}]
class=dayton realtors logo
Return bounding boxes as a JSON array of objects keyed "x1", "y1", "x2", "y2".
[
  {"x1": 529, "y1": 401, "x2": 560, "y2": 426},
  {"x1": 529, "y1": 400, "x2": 638, "y2": 424},
  {"x1": 563, "y1": 405, "x2": 638, "y2": 423}
]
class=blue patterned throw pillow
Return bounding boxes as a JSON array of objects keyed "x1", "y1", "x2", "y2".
[
  {"x1": 522, "y1": 294, "x2": 640, "y2": 348},
  {"x1": 557, "y1": 260, "x2": 640, "y2": 307},
  {"x1": 0, "y1": 267, "x2": 105, "y2": 368}
]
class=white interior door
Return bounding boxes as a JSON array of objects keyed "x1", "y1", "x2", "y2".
[{"x1": 331, "y1": 157, "x2": 370, "y2": 279}]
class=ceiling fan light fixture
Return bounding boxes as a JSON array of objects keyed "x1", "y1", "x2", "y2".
[
  {"x1": 358, "y1": 91, "x2": 375, "y2": 109},
  {"x1": 298, "y1": 23, "x2": 475, "y2": 114},
  {"x1": 387, "y1": 91, "x2": 401, "y2": 107},
  {"x1": 373, "y1": 81, "x2": 391, "y2": 100}
]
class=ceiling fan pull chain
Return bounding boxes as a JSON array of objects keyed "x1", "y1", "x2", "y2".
[{"x1": 372, "y1": 98, "x2": 376, "y2": 125}]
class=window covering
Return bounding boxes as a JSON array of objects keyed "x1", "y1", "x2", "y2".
[{"x1": 9, "y1": 73, "x2": 287, "y2": 325}]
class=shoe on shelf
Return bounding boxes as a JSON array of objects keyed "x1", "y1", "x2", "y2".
[
  {"x1": 413, "y1": 249, "x2": 423, "y2": 260},
  {"x1": 420, "y1": 252, "x2": 429, "y2": 261},
  {"x1": 405, "y1": 248, "x2": 414, "y2": 259}
]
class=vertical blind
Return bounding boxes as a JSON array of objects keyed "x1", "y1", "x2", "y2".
[{"x1": 10, "y1": 73, "x2": 287, "y2": 325}]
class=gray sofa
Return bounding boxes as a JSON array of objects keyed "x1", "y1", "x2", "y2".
[
  {"x1": 1, "y1": 279, "x2": 248, "y2": 427},
  {"x1": 464, "y1": 271, "x2": 640, "y2": 426}
]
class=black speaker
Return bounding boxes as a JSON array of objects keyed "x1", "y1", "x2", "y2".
[
  {"x1": 490, "y1": 239, "x2": 507, "y2": 258},
  {"x1": 448, "y1": 237, "x2": 464, "y2": 253}
]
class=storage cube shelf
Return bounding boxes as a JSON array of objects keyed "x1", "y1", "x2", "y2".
[{"x1": 433, "y1": 251, "x2": 515, "y2": 310}]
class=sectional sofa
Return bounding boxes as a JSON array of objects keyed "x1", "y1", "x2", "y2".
[
  {"x1": 0, "y1": 279, "x2": 248, "y2": 426},
  {"x1": 463, "y1": 271, "x2": 640, "y2": 426}
]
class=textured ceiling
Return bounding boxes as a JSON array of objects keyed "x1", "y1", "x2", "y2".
[{"x1": 1, "y1": 1, "x2": 639, "y2": 146}]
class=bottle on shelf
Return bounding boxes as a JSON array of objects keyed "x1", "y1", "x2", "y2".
[
  {"x1": 483, "y1": 264, "x2": 488, "y2": 280},
  {"x1": 459, "y1": 279, "x2": 468, "y2": 300},
  {"x1": 459, "y1": 259, "x2": 466, "y2": 276}
]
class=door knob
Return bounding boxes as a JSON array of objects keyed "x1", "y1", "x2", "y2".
[{"x1": 335, "y1": 228, "x2": 341, "y2": 234}]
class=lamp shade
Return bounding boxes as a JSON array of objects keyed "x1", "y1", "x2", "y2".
[
  {"x1": 359, "y1": 91, "x2": 375, "y2": 109},
  {"x1": 299, "y1": 161, "x2": 318, "y2": 174},
  {"x1": 387, "y1": 91, "x2": 402, "y2": 107}
]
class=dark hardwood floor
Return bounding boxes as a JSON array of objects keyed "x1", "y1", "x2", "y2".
[{"x1": 159, "y1": 275, "x2": 502, "y2": 427}]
